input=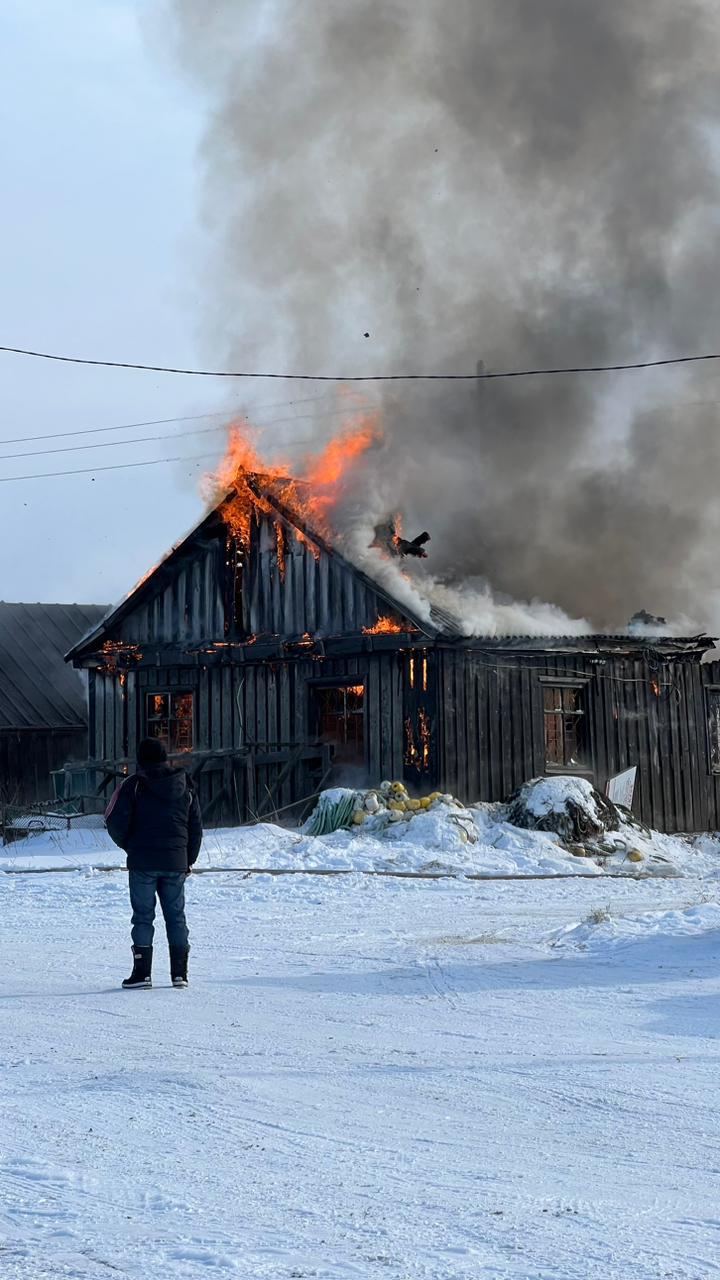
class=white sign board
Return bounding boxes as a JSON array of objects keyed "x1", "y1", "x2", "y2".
[{"x1": 606, "y1": 766, "x2": 637, "y2": 810}]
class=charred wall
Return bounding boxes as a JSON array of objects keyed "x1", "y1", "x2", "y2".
[
  {"x1": 438, "y1": 648, "x2": 720, "y2": 832},
  {"x1": 86, "y1": 640, "x2": 720, "y2": 832},
  {"x1": 88, "y1": 648, "x2": 407, "y2": 824}
]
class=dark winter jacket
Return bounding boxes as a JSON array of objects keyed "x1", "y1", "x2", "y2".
[{"x1": 105, "y1": 763, "x2": 203, "y2": 872}]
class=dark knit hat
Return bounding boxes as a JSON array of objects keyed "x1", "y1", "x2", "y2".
[{"x1": 137, "y1": 736, "x2": 168, "y2": 767}]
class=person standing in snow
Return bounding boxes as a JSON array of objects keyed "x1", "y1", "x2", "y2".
[{"x1": 105, "y1": 737, "x2": 202, "y2": 990}]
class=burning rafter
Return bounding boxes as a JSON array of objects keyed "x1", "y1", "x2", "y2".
[{"x1": 208, "y1": 418, "x2": 380, "y2": 559}]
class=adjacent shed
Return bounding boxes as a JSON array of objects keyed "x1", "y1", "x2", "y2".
[
  {"x1": 64, "y1": 479, "x2": 720, "y2": 833},
  {"x1": 0, "y1": 601, "x2": 107, "y2": 803}
]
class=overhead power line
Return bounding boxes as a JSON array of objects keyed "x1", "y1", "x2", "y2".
[
  {"x1": 0, "y1": 453, "x2": 219, "y2": 484},
  {"x1": 0, "y1": 403, "x2": 376, "y2": 462},
  {"x1": 0, "y1": 409, "x2": 233, "y2": 448},
  {"x1": 3, "y1": 343, "x2": 720, "y2": 381},
  {"x1": 0, "y1": 390, "x2": 360, "y2": 448},
  {"x1": 0, "y1": 421, "x2": 229, "y2": 462}
]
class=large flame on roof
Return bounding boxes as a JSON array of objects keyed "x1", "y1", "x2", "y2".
[{"x1": 204, "y1": 415, "x2": 381, "y2": 553}]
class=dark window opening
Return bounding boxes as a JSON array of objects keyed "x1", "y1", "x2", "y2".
[
  {"x1": 146, "y1": 691, "x2": 195, "y2": 754},
  {"x1": 313, "y1": 684, "x2": 365, "y2": 766},
  {"x1": 543, "y1": 685, "x2": 586, "y2": 769},
  {"x1": 707, "y1": 690, "x2": 720, "y2": 773},
  {"x1": 224, "y1": 534, "x2": 244, "y2": 636}
]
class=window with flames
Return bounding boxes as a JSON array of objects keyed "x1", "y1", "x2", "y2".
[
  {"x1": 313, "y1": 684, "x2": 365, "y2": 765},
  {"x1": 145, "y1": 691, "x2": 195, "y2": 754},
  {"x1": 542, "y1": 683, "x2": 587, "y2": 769}
]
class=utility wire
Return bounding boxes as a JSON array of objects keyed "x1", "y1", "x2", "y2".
[
  {"x1": 0, "y1": 389, "x2": 345, "y2": 447},
  {"x1": 3, "y1": 343, "x2": 720, "y2": 380},
  {"x1": 0, "y1": 453, "x2": 218, "y2": 484},
  {"x1": 0, "y1": 403, "x2": 375, "y2": 462},
  {"x1": 0, "y1": 422, "x2": 228, "y2": 461},
  {"x1": 0, "y1": 410, "x2": 233, "y2": 448}
]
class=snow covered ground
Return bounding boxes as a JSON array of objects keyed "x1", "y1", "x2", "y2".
[
  {"x1": 3, "y1": 857, "x2": 720, "y2": 1278},
  {"x1": 3, "y1": 804, "x2": 720, "y2": 879}
]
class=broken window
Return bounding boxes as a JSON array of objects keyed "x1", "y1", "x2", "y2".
[
  {"x1": 312, "y1": 684, "x2": 365, "y2": 766},
  {"x1": 707, "y1": 689, "x2": 720, "y2": 773},
  {"x1": 543, "y1": 684, "x2": 587, "y2": 769},
  {"x1": 145, "y1": 691, "x2": 195, "y2": 754}
]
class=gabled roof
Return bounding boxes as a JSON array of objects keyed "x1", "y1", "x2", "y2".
[
  {"x1": 66, "y1": 476, "x2": 457, "y2": 661},
  {"x1": 0, "y1": 602, "x2": 108, "y2": 730},
  {"x1": 62, "y1": 475, "x2": 714, "y2": 663}
]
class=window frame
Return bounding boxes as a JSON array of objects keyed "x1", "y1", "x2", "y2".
[
  {"x1": 144, "y1": 689, "x2": 196, "y2": 755},
  {"x1": 538, "y1": 676, "x2": 591, "y2": 774},
  {"x1": 307, "y1": 677, "x2": 367, "y2": 766}
]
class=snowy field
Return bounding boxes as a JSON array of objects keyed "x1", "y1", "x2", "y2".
[{"x1": 3, "y1": 851, "x2": 720, "y2": 1279}]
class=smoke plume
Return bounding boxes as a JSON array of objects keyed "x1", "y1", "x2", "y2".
[{"x1": 169, "y1": 0, "x2": 720, "y2": 634}]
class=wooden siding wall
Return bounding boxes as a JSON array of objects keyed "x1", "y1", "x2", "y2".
[
  {"x1": 117, "y1": 540, "x2": 226, "y2": 647},
  {"x1": 438, "y1": 649, "x2": 720, "y2": 833},
  {"x1": 104, "y1": 517, "x2": 402, "y2": 654},
  {"x1": 0, "y1": 728, "x2": 87, "y2": 803},
  {"x1": 89, "y1": 651, "x2": 406, "y2": 823},
  {"x1": 245, "y1": 513, "x2": 400, "y2": 638}
]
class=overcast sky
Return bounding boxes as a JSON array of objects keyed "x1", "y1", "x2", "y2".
[{"x1": 0, "y1": 1, "x2": 249, "y2": 606}]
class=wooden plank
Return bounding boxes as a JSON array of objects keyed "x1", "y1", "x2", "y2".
[
  {"x1": 276, "y1": 663, "x2": 292, "y2": 809},
  {"x1": 210, "y1": 668, "x2": 222, "y2": 751},
  {"x1": 474, "y1": 660, "x2": 489, "y2": 801},
  {"x1": 305, "y1": 545, "x2": 317, "y2": 635},
  {"x1": 198, "y1": 666, "x2": 210, "y2": 751},
  {"x1": 675, "y1": 663, "x2": 695, "y2": 831},
  {"x1": 318, "y1": 555, "x2": 331, "y2": 636},
  {"x1": 488, "y1": 665, "x2": 503, "y2": 801},
  {"x1": 163, "y1": 583, "x2": 173, "y2": 643},
  {"x1": 498, "y1": 665, "x2": 514, "y2": 800},
  {"x1": 191, "y1": 559, "x2": 203, "y2": 643},
  {"x1": 518, "y1": 664, "x2": 534, "y2": 789},
  {"x1": 174, "y1": 563, "x2": 184, "y2": 640},
  {"x1": 221, "y1": 664, "x2": 233, "y2": 750},
  {"x1": 455, "y1": 652, "x2": 470, "y2": 800},
  {"x1": 293, "y1": 544, "x2": 305, "y2": 635},
  {"x1": 248, "y1": 663, "x2": 259, "y2": 746},
  {"x1": 687, "y1": 663, "x2": 708, "y2": 830},
  {"x1": 267, "y1": 662, "x2": 278, "y2": 749},
  {"x1": 508, "y1": 660, "x2": 525, "y2": 795},
  {"x1": 390, "y1": 652, "x2": 403, "y2": 782}
]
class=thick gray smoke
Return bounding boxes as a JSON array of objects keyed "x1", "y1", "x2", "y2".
[{"x1": 170, "y1": 0, "x2": 720, "y2": 634}]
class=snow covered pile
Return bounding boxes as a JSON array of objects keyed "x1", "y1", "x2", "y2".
[
  {"x1": 549, "y1": 901, "x2": 720, "y2": 951},
  {"x1": 304, "y1": 780, "x2": 477, "y2": 847},
  {"x1": 507, "y1": 776, "x2": 619, "y2": 843}
]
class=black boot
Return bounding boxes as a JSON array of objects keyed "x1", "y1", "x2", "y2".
[
  {"x1": 122, "y1": 946, "x2": 152, "y2": 989},
  {"x1": 170, "y1": 946, "x2": 189, "y2": 988}
]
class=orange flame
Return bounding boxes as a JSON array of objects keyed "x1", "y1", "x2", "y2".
[
  {"x1": 363, "y1": 614, "x2": 404, "y2": 635},
  {"x1": 205, "y1": 414, "x2": 381, "y2": 560}
]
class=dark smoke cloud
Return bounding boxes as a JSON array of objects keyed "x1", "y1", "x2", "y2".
[{"x1": 170, "y1": 0, "x2": 720, "y2": 632}]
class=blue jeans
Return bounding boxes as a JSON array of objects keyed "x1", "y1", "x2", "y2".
[{"x1": 129, "y1": 870, "x2": 189, "y2": 948}]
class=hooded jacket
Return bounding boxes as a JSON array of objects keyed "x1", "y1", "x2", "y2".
[{"x1": 105, "y1": 763, "x2": 203, "y2": 873}]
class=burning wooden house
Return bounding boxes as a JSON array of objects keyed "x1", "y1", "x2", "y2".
[{"x1": 64, "y1": 458, "x2": 720, "y2": 834}]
